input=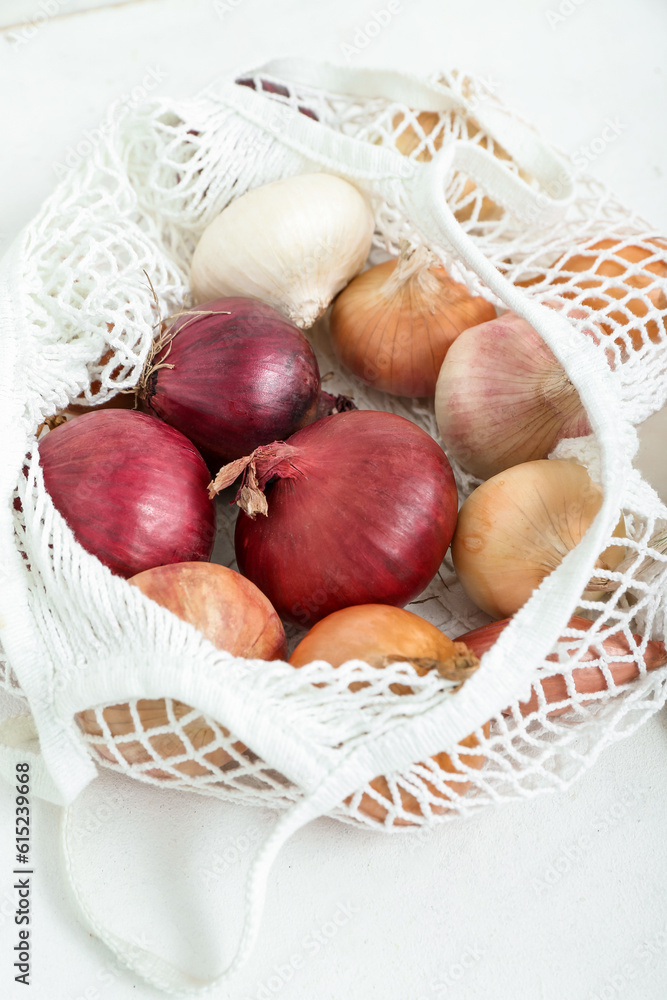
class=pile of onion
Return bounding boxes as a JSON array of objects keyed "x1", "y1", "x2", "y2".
[
  {"x1": 329, "y1": 244, "x2": 495, "y2": 397},
  {"x1": 140, "y1": 297, "x2": 351, "y2": 466},
  {"x1": 39, "y1": 410, "x2": 216, "y2": 578},
  {"x1": 451, "y1": 459, "x2": 625, "y2": 618},
  {"x1": 76, "y1": 562, "x2": 286, "y2": 778},
  {"x1": 209, "y1": 410, "x2": 459, "y2": 625},
  {"x1": 290, "y1": 604, "x2": 488, "y2": 825}
]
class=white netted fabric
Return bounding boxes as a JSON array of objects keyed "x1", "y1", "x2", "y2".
[{"x1": 1, "y1": 59, "x2": 667, "y2": 993}]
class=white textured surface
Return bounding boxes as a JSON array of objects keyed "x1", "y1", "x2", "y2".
[
  {"x1": 0, "y1": 0, "x2": 142, "y2": 30},
  {"x1": 0, "y1": 1, "x2": 666, "y2": 999}
]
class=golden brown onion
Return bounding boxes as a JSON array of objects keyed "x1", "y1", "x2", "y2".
[
  {"x1": 329, "y1": 245, "x2": 495, "y2": 397},
  {"x1": 518, "y1": 237, "x2": 667, "y2": 356},
  {"x1": 290, "y1": 605, "x2": 488, "y2": 826},
  {"x1": 76, "y1": 562, "x2": 285, "y2": 778}
]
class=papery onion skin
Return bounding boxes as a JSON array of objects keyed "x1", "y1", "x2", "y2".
[
  {"x1": 435, "y1": 311, "x2": 591, "y2": 479},
  {"x1": 130, "y1": 562, "x2": 286, "y2": 660},
  {"x1": 39, "y1": 410, "x2": 216, "y2": 579},
  {"x1": 289, "y1": 604, "x2": 469, "y2": 673},
  {"x1": 76, "y1": 562, "x2": 285, "y2": 778},
  {"x1": 230, "y1": 411, "x2": 459, "y2": 626},
  {"x1": 456, "y1": 616, "x2": 667, "y2": 717},
  {"x1": 290, "y1": 604, "x2": 488, "y2": 826},
  {"x1": 329, "y1": 252, "x2": 496, "y2": 397},
  {"x1": 517, "y1": 238, "x2": 667, "y2": 355},
  {"x1": 451, "y1": 460, "x2": 625, "y2": 619},
  {"x1": 142, "y1": 297, "x2": 321, "y2": 465}
]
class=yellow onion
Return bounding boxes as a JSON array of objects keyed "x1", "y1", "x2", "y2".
[
  {"x1": 290, "y1": 605, "x2": 489, "y2": 826},
  {"x1": 451, "y1": 460, "x2": 626, "y2": 618},
  {"x1": 435, "y1": 311, "x2": 591, "y2": 479},
  {"x1": 391, "y1": 109, "x2": 528, "y2": 223},
  {"x1": 76, "y1": 562, "x2": 285, "y2": 779},
  {"x1": 518, "y1": 237, "x2": 667, "y2": 356},
  {"x1": 329, "y1": 244, "x2": 495, "y2": 397}
]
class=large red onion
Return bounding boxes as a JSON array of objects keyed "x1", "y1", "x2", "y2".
[
  {"x1": 141, "y1": 297, "x2": 329, "y2": 465},
  {"x1": 210, "y1": 410, "x2": 459, "y2": 625},
  {"x1": 39, "y1": 410, "x2": 216, "y2": 578}
]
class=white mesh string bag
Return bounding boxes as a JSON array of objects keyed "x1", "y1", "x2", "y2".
[{"x1": 1, "y1": 59, "x2": 666, "y2": 994}]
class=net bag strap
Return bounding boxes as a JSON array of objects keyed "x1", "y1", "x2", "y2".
[
  {"x1": 62, "y1": 790, "x2": 333, "y2": 995},
  {"x1": 0, "y1": 715, "x2": 66, "y2": 805},
  {"x1": 242, "y1": 57, "x2": 575, "y2": 223}
]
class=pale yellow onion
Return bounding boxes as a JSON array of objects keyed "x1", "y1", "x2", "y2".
[
  {"x1": 435, "y1": 311, "x2": 591, "y2": 479},
  {"x1": 190, "y1": 173, "x2": 375, "y2": 329},
  {"x1": 329, "y1": 244, "x2": 495, "y2": 397},
  {"x1": 451, "y1": 460, "x2": 626, "y2": 619}
]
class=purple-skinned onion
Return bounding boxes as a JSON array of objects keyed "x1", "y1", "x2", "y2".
[
  {"x1": 39, "y1": 409, "x2": 216, "y2": 578},
  {"x1": 140, "y1": 297, "x2": 348, "y2": 466}
]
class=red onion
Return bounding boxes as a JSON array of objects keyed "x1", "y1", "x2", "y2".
[
  {"x1": 141, "y1": 297, "x2": 336, "y2": 466},
  {"x1": 235, "y1": 77, "x2": 319, "y2": 119},
  {"x1": 39, "y1": 410, "x2": 216, "y2": 578},
  {"x1": 210, "y1": 410, "x2": 459, "y2": 625}
]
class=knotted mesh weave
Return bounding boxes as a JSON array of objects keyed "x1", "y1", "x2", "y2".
[{"x1": 1, "y1": 61, "x2": 666, "y2": 833}]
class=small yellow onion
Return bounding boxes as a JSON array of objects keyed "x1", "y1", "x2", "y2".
[
  {"x1": 435, "y1": 311, "x2": 591, "y2": 479},
  {"x1": 329, "y1": 244, "x2": 496, "y2": 397},
  {"x1": 190, "y1": 173, "x2": 375, "y2": 330},
  {"x1": 518, "y1": 237, "x2": 667, "y2": 355},
  {"x1": 290, "y1": 604, "x2": 489, "y2": 826},
  {"x1": 76, "y1": 562, "x2": 286, "y2": 779},
  {"x1": 451, "y1": 460, "x2": 626, "y2": 619}
]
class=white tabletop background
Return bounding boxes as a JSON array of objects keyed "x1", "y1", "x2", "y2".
[{"x1": 1, "y1": 1, "x2": 666, "y2": 999}]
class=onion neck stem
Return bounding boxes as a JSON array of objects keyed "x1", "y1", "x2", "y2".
[
  {"x1": 381, "y1": 642, "x2": 481, "y2": 687},
  {"x1": 380, "y1": 242, "x2": 444, "y2": 302},
  {"x1": 208, "y1": 441, "x2": 301, "y2": 516}
]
